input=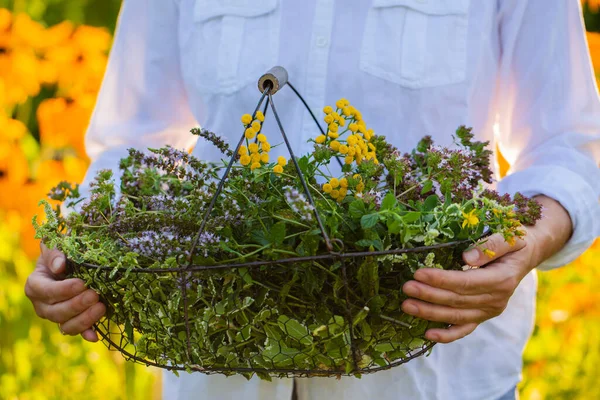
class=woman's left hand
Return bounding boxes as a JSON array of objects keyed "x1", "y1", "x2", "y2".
[{"x1": 400, "y1": 195, "x2": 573, "y2": 344}]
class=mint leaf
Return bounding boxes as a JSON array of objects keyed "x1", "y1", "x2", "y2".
[
  {"x1": 361, "y1": 213, "x2": 379, "y2": 229},
  {"x1": 277, "y1": 315, "x2": 313, "y2": 346},
  {"x1": 380, "y1": 192, "x2": 397, "y2": 211}
]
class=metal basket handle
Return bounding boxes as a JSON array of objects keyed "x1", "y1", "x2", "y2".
[{"x1": 185, "y1": 66, "x2": 337, "y2": 267}]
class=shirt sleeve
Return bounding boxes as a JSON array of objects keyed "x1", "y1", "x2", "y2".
[
  {"x1": 80, "y1": 0, "x2": 199, "y2": 197},
  {"x1": 494, "y1": 0, "x2": 600, "y2": 270}
]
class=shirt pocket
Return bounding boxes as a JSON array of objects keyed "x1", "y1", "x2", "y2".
[
  {"x1": 192, "y1": 0, "x2": 280, "y2": 95},
  {"x1": 360, "y1": 0, "x2": 470, "y2": 89}
]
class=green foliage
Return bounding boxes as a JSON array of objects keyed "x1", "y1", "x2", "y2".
[{"x1": 34, "y1": 122, "x2": 540, "y2": 379}]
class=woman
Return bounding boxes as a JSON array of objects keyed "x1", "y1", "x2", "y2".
[{"x1": 25, "y1": 1, "x2": 600, "y2": 399}]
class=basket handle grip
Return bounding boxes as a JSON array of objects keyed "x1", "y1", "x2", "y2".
[{"x1": 258, "y1": 66, "x2": 288, "y2": 95}]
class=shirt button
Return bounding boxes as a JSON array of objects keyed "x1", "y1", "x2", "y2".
[{"x1": 316, "y1": 36, "x2": 329, "y2": 48}]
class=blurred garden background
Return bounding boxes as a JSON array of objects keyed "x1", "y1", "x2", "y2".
[{"x1": 0, "y1": 1, "x2": 599, "y2": 399}]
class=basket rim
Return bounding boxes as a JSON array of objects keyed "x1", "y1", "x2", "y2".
[{"x1": 66, "y1": 230, "x2": 491, "y2": 274}]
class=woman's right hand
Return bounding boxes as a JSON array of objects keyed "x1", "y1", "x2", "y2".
[{"x1": 25, "y1": 244, "x2": 106, "y2": 342}]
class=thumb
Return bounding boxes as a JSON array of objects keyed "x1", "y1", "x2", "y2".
[
  {"x1": 462, "y1": 233, "x2": 526, "y2": 267},
  {"x1": 40, "y1": 243, "x2": 66, "y2": 275}
]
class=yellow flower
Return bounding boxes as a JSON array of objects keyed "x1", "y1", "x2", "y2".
[
  {"x1": 365, "y1": 129, "x2": 374, "y2": 141},
  {"x1": 368, "y1": 143, "x2": 376, "y2": 151},
  {"x1": 358, "y1": 125, "x2": 367, "y2": 134},
  {"x1": 328, "y1": 131, "x2": 339, "y2": 139},
  {"x1": 347, "y1": 135, "x2": 358, "y2": 146},
  {"x1": 461, "y1": 210, "x2": 480, "y2": 229},
  {"x1": 339, "y1": 144, "x2": 349, "y2": 154},
  {"x1": 330, "y1": 140, "x2": 341, "y2": 151},
  {"x1": 329, "y1": 122, "x2": 339, "y2": 133},
  {"x1": 344, "y1": 156, "x2": 354, "y2": 165},
  {"x1": 339, "y1": 187, "x2": 348, "y2": 198},
  {"x1": 323, "y1": 105, "x2": 333, "y2": 114},
  {"x1": 252, "y1": 121, "x2": 262, "y2": 131},
  {"x1": 240, "y1": 154, "x2": 251, "y2": 166},
  {"x1": 250, "y1": 162, "x2": 261, "y2": 170},
  {"x1": 349, "y1": 123, "x2": 358, "y2": 133},
  {"x1": 257, "y1": 133, "x2": 267, "y2": 143},
  {"x1": 330, "y1": 178, "x2": 340, "y2": 188},
  {"x1": 260, "y1": 153, "x2": 269, "y2": 163},
  {"x1": 356, "y1": 182, "x2": 365, "y2": 193},
  {"x1": 324, "y1": 114, "x2": 334, "y2": 124},
  {"x1": 248, "y1": 142, "x2": 259, "y2": 153},
  {"x1": 330, "y1": 189, "x2": 340, "y2": 199},
  {"x1": 338, "y1": 117, "x2": 346, "y2": 127},
  {"x1": 245, "y1": 127, "x2": 256, "y2": 139},
  {"x1": 273, "y1": 164, "x2": 283, "y2": 174},
  {"x1": 483, "y1": 249, "x2": 496, "y2": 258},
  {"x1": 277, "y1": 156, "x2": 287, "y2": 166},
  {"x1": 238, "y1": 145, "x2": 248, "y2": 155},
  {"x1": 261, "y1": 142, "x2": 271, "y2": 152},
  {"x1": 342, "y1": 106, "x2": 353, "y2": 117},
  {"x1": 322, "y1": 183, "x2": 333, "y2": 193},
  {"x1": 506, "y1": 235, "x2": 516, "y2": 247},
  {"x1": 251, "y1": 153, "x2": 261, "y2": 163},
  {"x1": 353, "y1": 173, "x2": 362, "y2": 181},
  {"x1": 354, "y1": 145, "x2": 362, "y2": 157},
  {"x1": 255, "y1": 110, "x2": 265, "y2": 122},
  {"x1": 340, "y1": 178, "x2": 348, "y2": 188},
  {"x1": 315, "y1": 135, "x2": 327, "y2": 144},
  {"x1": 336, "y1": 98, "x2": 349, "y2": 108},
  {"x1": 347, "y1": 146, "x2": 356, "y2": 156},
  {"x1": 241, "y1": 114, "x2": 252, "y2": 125}
]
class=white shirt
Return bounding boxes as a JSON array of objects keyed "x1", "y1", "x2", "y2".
[{"x1": 82, "y1": 0, "x2": 600, "y2": 399}]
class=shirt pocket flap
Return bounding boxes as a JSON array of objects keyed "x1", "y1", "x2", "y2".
[
  {"x1": 372, "y1": 0, "x2": 468, "y2": 15},
  {"x1": 194, "y1": 0, "x2": 279, "y2": 22}
]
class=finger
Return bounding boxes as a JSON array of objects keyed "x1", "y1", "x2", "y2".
[
  {"x1": 59, "y1": 302, "x2": 106, "y2": 336},
  {"x1": 401, "y1": 299, "x2": 487, "y2": 324},
  {"x1": 413, "y1": 264, "x2": 517, "y2": 295},
  {"x1": 25, "y1": 273, "x2": 87, "y2": 304},
  {"x1": 425, "y1": 323, "x2": 478, "y2": 343},
  {"x1": 36, "y1": 289, "x2": 100, "y2": 323},
  {"x1": 40, "y1": 245, "x2": 67, "y2": 275},
  {"x1": 81, "y1": 328, "x2": 99, "y2": 342},
  {"x1": 462, "y1": 233, "x2": 526, "y2": 267},
  {"x1": 402, "y1": 280, "x2": 495, "y2": 309}
]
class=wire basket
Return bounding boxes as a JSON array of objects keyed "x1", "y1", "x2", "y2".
[{"x1": 66, "y1": 67, "x2": 481, "y2": 378}]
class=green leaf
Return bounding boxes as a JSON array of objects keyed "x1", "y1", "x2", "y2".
[
  {"x1": 380, "y1": 193, "x2": 397, "y2": 211},
  {"x1": 403, "y1": 211, "x2": 421, "y2": 223},
  {"x1": 264, "y1": 325, "x2": 282, "y2": 340},
  {"x1": 262, "y1": 339, "x2": 302, "y2": 368},
  {"x1": 357, "y1": 259, "x2": 379, "y2": 297},
  {"x1": 423, "y1": 195, "x2": 440, "y2": 211},
  {"x1": 361, "y1": 213, "x2": 379, "y2": 229},
  {"x1": 277, "y1": 315, "x2": 313, "y2": 346},
  {"x1": 421, "y1": 180, "x2": 433, "y2": 195},
  {"x1": 268, "y1": 222, "x2": 287, "y2": 245},
  {"x1": 348, "y1": 200, "x2": 366, "y2": 219}
]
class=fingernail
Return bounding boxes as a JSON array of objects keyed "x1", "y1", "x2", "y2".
[
  {"x1": 51, "y1": 256, "x2": 64, "y2": 273},
  {"x1": 427, "y1": 332, "x2": 440, "y2": 341},
  {"x1": 463, "y1": 249, "x2": 479, "y2": 265},
  {"x1": 403, "y1": 302, "x2": 418, "y2": 315}
]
